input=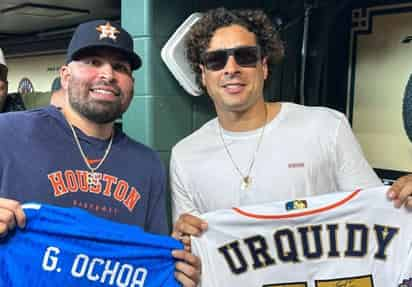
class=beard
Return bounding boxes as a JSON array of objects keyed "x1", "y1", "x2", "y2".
[{"x1": 67, "y1": 78, "x2": 129, "y2": 124}]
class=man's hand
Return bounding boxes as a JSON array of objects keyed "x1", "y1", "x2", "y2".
[
  {"x1": 387, "y1": 174, "x2": 412, "y2": 208},
  {"x1": 0, "y1": 198, "x2": 25, "y2": 237},
  {"x1": 173, "y1": 249, "x2": 201, "y2": 287},
  {"x1": 172, "y1": 213, "x2": 208, "y2": 251},
  {"x1": 171, "y1": 213, "x2": 207, "y2": 286}
]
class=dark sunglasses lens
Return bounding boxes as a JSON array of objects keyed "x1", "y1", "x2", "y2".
[
  {"x1": 234, "y1": 47, "x2": 259, "y2": 67},
  {"x1": 204, "y1": 50, "x2": 228, "y2": 70}
]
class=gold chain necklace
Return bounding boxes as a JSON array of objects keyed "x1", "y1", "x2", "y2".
[
  {"x1": 218, "y1": 104, "x2": 268, "y2": 190},
  {"x1": 68, "y1": 123, "x2": 113, "y2": 187}
]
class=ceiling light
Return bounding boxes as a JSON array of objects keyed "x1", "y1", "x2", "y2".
[{"x1": 1, "y1": 3, "x2": 89, "y2": 19}]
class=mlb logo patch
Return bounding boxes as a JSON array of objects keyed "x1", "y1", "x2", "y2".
[
  {"x1": 399, "y1": 278, "x2": 412, "y2": 287},
  {"x1": 285, "y1": 199, "x2": 308, "y2": 211}
]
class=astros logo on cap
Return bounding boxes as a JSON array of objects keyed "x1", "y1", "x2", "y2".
[
  {"x1": 67, "y1": 19, "x2": 142, "y2": 70},
  {"x1": 96, "y1": 22, "x2": 120, "y2": 41}
]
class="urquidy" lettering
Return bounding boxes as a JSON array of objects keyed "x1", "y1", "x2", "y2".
[{"x1": 218, "y1": 223, "x2": 399, "y2": 274}]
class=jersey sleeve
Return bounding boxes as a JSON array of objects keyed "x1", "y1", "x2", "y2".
[
  {"x1": 333, "y1": 114, "x2": 382, "y2": 191},
  {"x1": 170, "y1": 149, "x2": 200, "y2": 223}
]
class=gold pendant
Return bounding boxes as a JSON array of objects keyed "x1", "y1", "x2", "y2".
[
  {"x1": 241, "y1": 176, "x2": 252, "y2": 190},
  {"x1": 88, "y1": 172, "x2": 99, "y2": 187}
]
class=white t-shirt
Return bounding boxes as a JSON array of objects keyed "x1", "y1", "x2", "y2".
[
  {"x1": 191, "y1": 186, "x2": 412, "y2": 287},
  {"x1": 170, "y1": 103, "x2": 381, "y2": 221}
]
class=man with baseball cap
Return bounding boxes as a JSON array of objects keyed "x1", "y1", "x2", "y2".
[
  {"x1": 0, "y1": 48, "x2": 25, "y2": 112},
  {"x1": 0, "y1": 19, "x2": 199, "y2": 286}
]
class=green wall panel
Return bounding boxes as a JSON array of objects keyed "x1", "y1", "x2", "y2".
[
  {"x1": 192, "y1": 95, "x2": 216, "y2": 129},
  {"x1": 132, "y1": 38, "x2": 151, "y2": 96},
  {"x1": 150, "y1": 95, "x2": 192, "y2": 150},
  {"x1": 151, "y1": 0, "x2": 196, "y2": 37},
  {"x1": 122, "y1": 0, "x2": 197, "y2": 38},
  {"x1": 123, "y1": 95, "x2": 192, "y2": 150},
  {"x1": 121, "y1": 0, "x2": 151, "y2": 36},
  {"x1": 122, "y1": 95, "x2": 151, "y2": 145}
]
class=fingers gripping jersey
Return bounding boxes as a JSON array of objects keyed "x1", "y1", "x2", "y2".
[
  {"x1": 0, "y1": 204, "x2": 182, "y2": 287},
  {"x1": 192, "y1": 186, "x2": 412, "y2": 287}
]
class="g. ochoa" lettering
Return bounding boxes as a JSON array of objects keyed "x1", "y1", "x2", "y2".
[{"x1": 42, "y1": 246, "x2": 147, "y2": 287}]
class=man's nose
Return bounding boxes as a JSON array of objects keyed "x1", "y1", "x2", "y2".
[
  {"x1": 223, "y1": 55, "x2": 240, "y2": 75},
  {"x1": 98, "y1": 62, "x2": 115, "y2": 81}
]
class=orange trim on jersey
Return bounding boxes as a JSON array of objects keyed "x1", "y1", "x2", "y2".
[
  {"x1": 87, "y1": 159, "x2": 101, "y2": 165},
  {"x1": 232, "y1": 189, "x2": 361, "y2": 219}
]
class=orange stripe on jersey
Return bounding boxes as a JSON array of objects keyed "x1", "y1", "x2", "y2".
[
  {"x1": 232, "y1": 189, "x2": 361, "y2": 219},
  {"x1": 87, "y1": 159, "x2": 101, "y2": 165}
]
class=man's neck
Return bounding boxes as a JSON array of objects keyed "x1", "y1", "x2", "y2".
[
  {"x1": 218, "y1": 102, "x2": 281, "y2": 132},
  {"x1": 63, "y1": 107, "x2": 113, "y2": 140}
]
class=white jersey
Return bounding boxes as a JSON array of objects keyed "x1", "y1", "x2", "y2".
[
  {"x1": 192, "y1": 186, "x2": 412, "y2": 287},
  {"x1": 170, "y1": 103, "x2": 381, "y2": 221}
]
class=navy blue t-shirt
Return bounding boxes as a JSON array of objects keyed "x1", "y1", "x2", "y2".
[
  {"x1": 0, "y1": 203, "x2": 182, "y2": 286},
  {"x1": 0, "y1": 106, "x2": 168, "y2": 234}
]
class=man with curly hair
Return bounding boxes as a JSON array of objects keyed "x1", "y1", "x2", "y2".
[{"x1": 170, "y1": 7, "x2": 412, "y2": 244}]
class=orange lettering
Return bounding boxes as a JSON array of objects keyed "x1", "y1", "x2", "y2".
[
  {"x1": 48, "y1": 171, "x2": 68, "y2": 197},
  {"x1": 102, "y1": 174, "x2": 117, "y2": 197},
  {"x1": 76, "y1": 170, "x2": 88, "y2": 192},
  {"x1": 123, "y1": 187, "x2": 141, "y2": 211},
  {"x1": 113, "y1": 180, "x2": 129, "y2": 201},
  {"x1": 65, "y1": 170, "x2": 78, "y2": 192}
]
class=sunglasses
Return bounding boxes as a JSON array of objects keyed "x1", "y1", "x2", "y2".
[{"x1": 202, "y1": 46, "x2": 261, "y2": 71}]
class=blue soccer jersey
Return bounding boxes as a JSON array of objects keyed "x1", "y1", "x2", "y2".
[{"x1": 0, "y1": 203, "x2": 182, "y2": 287}]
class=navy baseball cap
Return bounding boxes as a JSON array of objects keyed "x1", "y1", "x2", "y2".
[{"x1": 67, "y1": 19, "x2": 141, "y2": 70}]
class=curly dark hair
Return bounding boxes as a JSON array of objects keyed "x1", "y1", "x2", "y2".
[{"x1": 185, "y1": 7, "x2": 284, "y2": 92}]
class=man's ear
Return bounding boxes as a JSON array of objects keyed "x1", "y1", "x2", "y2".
[
  {"x1": 200, "y1": 64, "x2": 206, "y2": 87},
  {"x1": 59, "y1": 65, "x2": 71, "y2": 90},
  {"x1": 261, "y1": 57, "x2": 268, "y2": 80}
]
